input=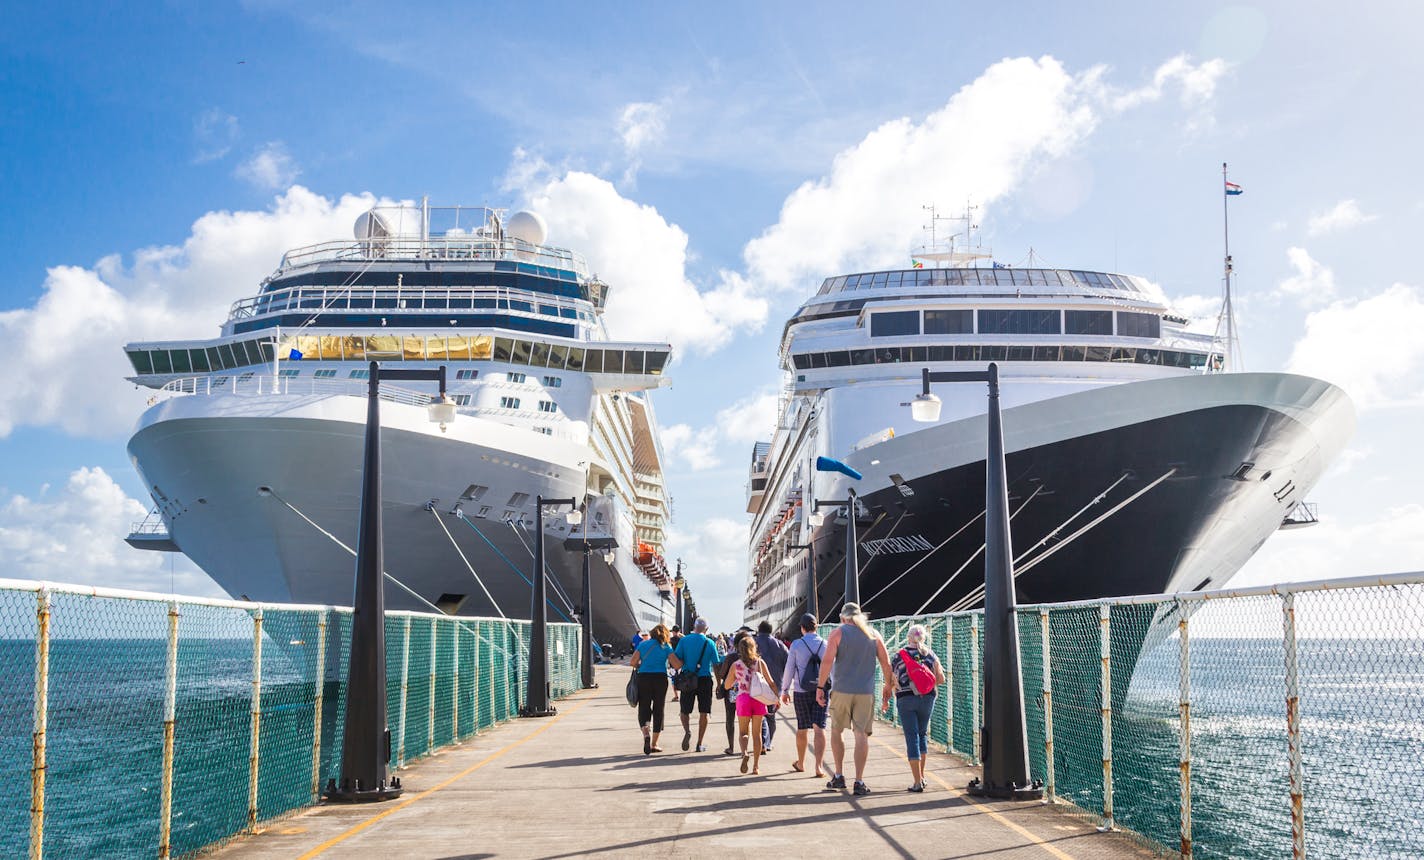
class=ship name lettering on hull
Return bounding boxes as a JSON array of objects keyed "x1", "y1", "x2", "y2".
[{"x1": 862, "y1": 534, "x2": 934, "y2": 558}]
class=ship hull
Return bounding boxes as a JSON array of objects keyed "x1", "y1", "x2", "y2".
[
  {"x1": 127, "y1": 393, "x2": 669, "y2": 650},
  {"x1": 751, "y1": 372, "x2": 1354, "y2": 633}
]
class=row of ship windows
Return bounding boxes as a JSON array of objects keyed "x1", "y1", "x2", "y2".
[
  {"x1": 252, "y1": 293, "x2": 589, "y2": 321},
  {"x1": 868, "y1": 309, "x2": 1161, "y2": 339},
  {"x1": 823, "y1": 268, "x2": 1140, "y2": 293},
  {"x1": 126, "y1": 334, "x2": 669, "y2": 376},
  {"x1": 273, "y1": 368, "x2": 560, "y2": 411},
  {"x1": 791, "y1": 344, "x2": 1221, "y2": 371},
  {"x1": 305, "y1": 368, "x2": 563, "y2": 387}
]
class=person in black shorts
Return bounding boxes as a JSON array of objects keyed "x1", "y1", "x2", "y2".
[
  {"x1": 779, "y1": 613, "x2": 829, "y2": 777},
  {"x1": 669, "y1": 618, "x2": 722, "y2": 752}
]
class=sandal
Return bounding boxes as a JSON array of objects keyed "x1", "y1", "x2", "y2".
[
  {"x1": 650, "y1": 746, "x2": 663, "y2": 753},
  {"x1": 791, "y1": 762, "x2": 805, "y2": 773},
  {"x1": 643, "y1": 737, "x2": 651, "y2": 755},
  {"x1": 740, "y1": 754, "x2": 750, "y2": 774}
]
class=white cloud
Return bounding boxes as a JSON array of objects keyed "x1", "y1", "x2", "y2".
[
  {"x1": 617, "y1": 101, "x2": 668, "y2": 187},
  {"x1": 660, "y1": 389, "x2": 779, "y2": 470},
  {"x1": 1307, "y1": 199, "x2": 1377, "y2": 236},
  {"x1": 1277, "y1": 246, "x2": 1337, "y2": 306},
  {"x1": 664, "y1": 516, "x2": 748, "y2": 628},
  {"x1": 0, "y1": 467, "x2": 219, "y2": 595},
  {"x1": 734, "y1": 54, "x2": 1227, "y2": 300},
  {"x1": 520, "y1": 169, "x2": 766, "y2": 353},
  {"x1": 1286, "y1": 283, "x2": 1424, "y2": 408},
  {"x1": 235, "y1": 142, "x2": 301, "y2": 189},
  {"x1": 1236, "y1": 504, "x2": 1424, "y2": 592},
  {"x1": 193, "y1": 109, "x2": 239, "y2": 163},
  {"x1": 1105, "y1": 54, "x2": 1231, "y2": 111},
  {"x1": 0, "y1": 187, "x2": 380, "y2": 438}
]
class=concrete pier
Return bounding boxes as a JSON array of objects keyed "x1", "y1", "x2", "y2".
[{"x1": 215, "y1": 667, "x2": 1154, "y2": 859}]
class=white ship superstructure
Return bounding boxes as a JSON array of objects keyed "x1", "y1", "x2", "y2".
[
  {"x1": 124, "y1": 203, "x2": 677, "y2": 646},
  {"x1": 746, "y1": 258, "x2": 1354, "y2": 634}
]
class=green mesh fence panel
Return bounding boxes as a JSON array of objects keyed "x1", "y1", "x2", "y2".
[
  {"x1": 432, "y1": 621, "x2": 457, "y2": 749},
  {"x1": 1108, "y1": 602, "x2": 1178, "y2": 849},
  {"x1": 254, "y1": 609, "x2": 323, "y2": 828},
  {"x1": 1048, "y1": 605, "x2": 1103, "y2": 815},
  {"x1": 319, "y1": 610, "x2": 352, "y2": 785},
  {"x1": 1018, "y1": 608, "x2": 1048, "y2": 785},
  {"x1": 384, "y1": 615, "x2": 406, "y2": 766},
  {"x1": 951, "y1": 614, "x2": 978, "y2": 758},
  {"x1": 0, "y1": 591, "x2": 35, "y2": 852},
  {"x1": 44, "y1": 593, "x2": 169, "y2": 857},
  {"x1": 403, "y1": 620, "x2": 433, "y2": 758},
  {"x1": 1293, "y1": 585, "x2": 1424, "y2": 859},
  {"x1": 927, "y1": 615, "x2": 952, "y2": 749}
]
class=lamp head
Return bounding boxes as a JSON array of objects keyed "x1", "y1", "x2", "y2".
[
  {"x1": 566, "y1": 508, "x2": 583, "y2": 526},
  {"x1": 807, "y1": 511, "x2": 825, "y2": 528},
  {"x1": 909, "y1": 392, "x2": 942, "y2": 423},
  {"x1": 428, "y1": 394, "x2": 457, "y2": 432},
  {"x1": 602, "y1": 549, "x2": 616, "y2": 564},
  {"x1": 781, "y1": 556, "x2": 795, "y2": 569}
]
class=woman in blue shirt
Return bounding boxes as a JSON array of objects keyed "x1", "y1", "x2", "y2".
[{"x1": 630, "y1": 624, "x2": 673, "y2": 754}]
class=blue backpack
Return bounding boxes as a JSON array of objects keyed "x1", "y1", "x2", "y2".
[{"x1": 798, "y1": 638, "x2": 827, "y2": 694}]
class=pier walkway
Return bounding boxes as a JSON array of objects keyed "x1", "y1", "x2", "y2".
[{"x1": 216, "y1": 668, "x2": 1151, "y2": 860}]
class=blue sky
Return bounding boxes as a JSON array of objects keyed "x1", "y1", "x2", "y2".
[{"x1": 3, "y1": 2, "x2": 1423, "y2": 627}]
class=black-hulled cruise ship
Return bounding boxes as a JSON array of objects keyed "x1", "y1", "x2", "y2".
[
  {"x1": 122, "y1": 203, "x2": 681, "y2": 648},
  {"x1": 745, "y1": 251, "x2": 1353, "y2": 632}
]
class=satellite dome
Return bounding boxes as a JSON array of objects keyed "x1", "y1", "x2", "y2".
[
  {"x1": 353, "y1": 209, "x2": 395, "y2": 240},
  {"x1": 505, "y1": 210, "x2": 548, "y2": 246}
]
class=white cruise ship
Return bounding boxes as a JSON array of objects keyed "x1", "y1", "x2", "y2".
[
  {"x1": 123, "y1": 203, "x2": 678, "y2": 647},
  {"x1": 746, "y1": 251, "x2": 1354, "y2": 634}
]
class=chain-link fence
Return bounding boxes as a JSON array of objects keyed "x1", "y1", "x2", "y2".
[
  {"x1": 0, "y1": 578, "x2": 583, "y2": 859},
  {"x1": 834, "y1": 572, "x2": 1424, "y2": 859}
]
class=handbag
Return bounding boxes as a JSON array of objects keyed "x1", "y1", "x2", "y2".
[
  {"x1": 899, "y1": 649, "x2": 937, "y2": 695},
  {"x1": 674, "y1": 638, "x2": 710, "y2": 693},
  {"x1": 625, "y1": 668, "x2": 639, "y2": 707},
  {"x1": 747, "y1": 662, "x2": 779, "y2": 706}
]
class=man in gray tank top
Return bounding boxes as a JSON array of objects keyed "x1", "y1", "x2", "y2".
[{"x1": 815, "y1": 602, "x2": 894, "y2": 796}]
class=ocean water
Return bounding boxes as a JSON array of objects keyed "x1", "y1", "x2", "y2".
[{"x1": 1, "y1": 636, "x2": 1420, "y2": 857}]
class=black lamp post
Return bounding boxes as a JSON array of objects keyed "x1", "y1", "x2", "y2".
[
  {"x1": 525, "y1": 495, "x2": 578, "y2": 717},
  {"x1": 564, "y1": 507, "x2": 615, "y2": 690},
  {"x1": 786, "y1": 542, "x2": 817, "y2": 624},
  {"x1": 907, "y1": 363, "x2": 1040, "y2": 800},
  {"x1": 814, "y1": 488, "x2": 861, "y2": 608},
  {"x1": 325, "y1": 361, "x2": 455, "y2": 803},
  {"x1": 673, "y1": 561, "x2": 686, "y2": 631}
]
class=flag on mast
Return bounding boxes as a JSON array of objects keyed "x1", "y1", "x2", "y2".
[{"x1": 1225, "y1": 180, "x2": 1243, "y2": 196}]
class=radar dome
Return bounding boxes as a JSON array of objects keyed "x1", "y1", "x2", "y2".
[
  {"x1": 353, "y1": 209, "x2": 395, "y2": 240},
  {"x1": 505, "y1": 210, "x2": 548, "y2": 246}
]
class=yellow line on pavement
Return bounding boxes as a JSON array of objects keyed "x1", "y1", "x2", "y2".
[
  {"x1": 870, "y1": 734, "x2": 1076, "y2": 860},
  {"x1": 297, "y1": 696, "x2": 592, "y2": 859}
]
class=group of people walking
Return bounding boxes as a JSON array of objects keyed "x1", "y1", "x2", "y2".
[{"x1": 629, "y1": 603, "x2": 945, "y2": 794}]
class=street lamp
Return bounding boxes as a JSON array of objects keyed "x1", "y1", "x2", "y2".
[
  {"x1": 785, "y1": 543, "x2": 817, "y2": 624},
  {"x1": 564, "y1": 504, "x2": 616, "y2": 691},
  {"x1": 525, "y1": 495, "x2": 578, "y2": 717},
  {"x1": 673, "y1": 562, "x2": 686, "y2": 631},
  {"x1": 906, "y1": 363, "x2": 1040, "y2": 800},
  {"x1": 325, "y1": 360, "x2": 452, "y2": 803}
]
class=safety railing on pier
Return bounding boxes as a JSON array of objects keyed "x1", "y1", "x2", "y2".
[
  {"x1": 835, "y1": 572, "x2": 1424, "y2": 859},
  {"x1": 0, "y1": 579, "x2": 582, "y2": 859}
]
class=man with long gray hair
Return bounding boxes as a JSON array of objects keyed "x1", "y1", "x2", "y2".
[{"x1": 815, "y1": 602, "x2": 894, "y2": 796}]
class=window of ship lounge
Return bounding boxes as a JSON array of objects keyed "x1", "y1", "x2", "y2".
[
  {"x1": 127, "y1": 334, "x2": 669, "y2": 377},
  {"x1": 923, "y1": 309, "x2": 973, "y2": 334},
  {"x1": 869, "y1": 310, "x2": 920, "y2": 337},
  {"x1": 790, "y1": 345, "x2": 1213, "y2": 370},
  {"x1": 1065, "y1": 310, "x2": 1113, "y2": 336},
  {"x1": 1116, "y1": 311, "x2": 1162, "y2": 338},
  {"x1": 977, "y1": 309, "x2": 1061, "y2": 335}
]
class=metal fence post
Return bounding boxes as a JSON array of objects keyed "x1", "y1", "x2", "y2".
[
  {"x1": 428, "y1": 617, "x2": 438, "y2": 751},
  {"x1": 397, "y1": 616, "x2": 411, "y2": 765},
  {"x1": 1178, "y1": 600, "x2": 1193, "y2": 859},
  {"x1": 1040, "y1": 607, "x2": 1055, "y2": 804},
  {"x1": 970, "y1": 613, "x2": 981, "y2": 765},
  {"x1": 310, "y1": 611, "x2": 327, "y2": 804},
  {"x1": 30, "y1": 588, "x2": 51, "y2": 860},
  {"x1": 943, "y1": 616, "x2": 954, "y2": 754},
  {"x1": 473, "y1": 622, "x2": 482, "y2": 734},
  {"x1": 158, "y1": 600, "x2": 180, "y2": 859},
  {"x1": 1283, "y1": 592, "x2": 1305, "y2": 859},
  {"x1": 247, "y1": 608, "x2": 264, "y2": 831},
  {"x1": 452, "y1": 622, "x2": 460, "y2": 740},
  {"x1": 1099, "y1": 603, "x2": 1114, "y2": 831}
]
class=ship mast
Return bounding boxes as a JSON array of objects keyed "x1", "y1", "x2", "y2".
[{"x1": 1215, "y1": 163, "x2": 1244, "y2": 372}]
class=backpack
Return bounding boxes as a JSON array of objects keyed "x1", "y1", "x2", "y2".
[
  {"x1": 798, "y1": 638, "x2": 827, "y2": 694},
  {"x1": 899, "y1": 649, "x2": 937, "y2": 695}
]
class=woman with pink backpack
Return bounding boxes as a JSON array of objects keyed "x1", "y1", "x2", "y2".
[{"x1": 887, "y1": 624, "x2": 946, "y2": 792}]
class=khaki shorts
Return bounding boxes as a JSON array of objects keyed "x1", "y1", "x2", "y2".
[{"x1": 828, "y1": 692, "x2": 875, "y2": 735}]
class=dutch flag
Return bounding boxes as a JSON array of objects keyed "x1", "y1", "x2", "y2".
[{"x1": 1225, "y1": 181, "x2": 1244, "y2": 196}]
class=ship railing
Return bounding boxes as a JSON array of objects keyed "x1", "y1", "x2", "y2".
[
  {"x1": 1, "y1": 576, "x2": 584, "y2": 859},
  {"x1": 274, "y1": 235, "x2": 587, "y2": 273},
  {"x1": 822, "y1": 570, "x2": 1424, "y2": 858},
  {"x1": 227, "y1": 282, "x2": 591, "y2": 322},
  {"x1": 154, "y1": 375, "x2": 588, "y2": 441}
]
